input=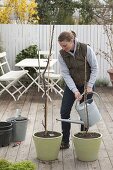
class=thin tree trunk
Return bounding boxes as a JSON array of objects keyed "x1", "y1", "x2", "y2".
[{"x1": 42, "y1": 24, "x2": 55, "y2": 135}]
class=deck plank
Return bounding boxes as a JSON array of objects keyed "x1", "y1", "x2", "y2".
[{"x1": 0, "y1": 87, "x2": 113, "y2": 170}]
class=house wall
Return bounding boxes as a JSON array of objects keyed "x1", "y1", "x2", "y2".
[{"x1": 0, "y1": 24, "x2": 111, "y2": 81}]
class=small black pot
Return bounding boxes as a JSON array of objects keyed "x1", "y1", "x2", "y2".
[{"x1": 0, "y1": 122, "x2": 12, "y2": 147}]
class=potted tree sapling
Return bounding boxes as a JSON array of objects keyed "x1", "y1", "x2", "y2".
[
  {"x1": 72, "y1": 55, "x2": 102, "y2": 161},
  {"x1": 33, "y1": 25, "x2": 62, "y2": 161},
  {"x1": 101, "y1": 25, "x2": 113, "y2": 86}
]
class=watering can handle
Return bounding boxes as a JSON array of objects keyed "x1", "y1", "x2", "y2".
[
  {"x1": 75, "y1": 91, "x2": 101, "y2": 106},
  {"x1": 82, "y1": 91, "x2": 100, "y2": 98}
]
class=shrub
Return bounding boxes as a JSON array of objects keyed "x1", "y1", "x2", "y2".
[
  {"x1": 0, "y1": 34, "x2": 5, "y2": 53},
  {"x1": 95, "y1": 78, "x2": 109, "y2": 87},
  {"x1": 8, "y1": 160, "x2": 36, "y2": 170},
  {"x1": 57, "y1": 78, "x2": 65, "y2": 89},
  {"x1": 15, "y1": 45, "x2": 39, "y2": 76},
  {"x1": 0, "y1": 159, "x2": 12, "y2": 170},
  {"x1": 16, "y1": 45, "x2": 39, "y2": 63},
  {"x1": 0, "y1": 159, "x2": 36, "y2": 170}
]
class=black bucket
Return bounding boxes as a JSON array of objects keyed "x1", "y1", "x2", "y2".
[{"x1": 0, "y1": 122, "x2": 12, "y2": 147}]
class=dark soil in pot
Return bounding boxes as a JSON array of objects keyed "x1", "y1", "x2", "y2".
[
  {"x1": 34, "y1": 131, "x2": 61, "y2": 138},
  {"x1": 74, "y1": 132, "x2": 101, "y2": 139}
]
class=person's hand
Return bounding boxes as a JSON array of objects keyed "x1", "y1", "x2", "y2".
[
  {"x1": 86, "y1": 86, "x2": 93, "y2": 93},
  {"x1": 74, "y1": 91, "x2": 82, "y2": 101}
]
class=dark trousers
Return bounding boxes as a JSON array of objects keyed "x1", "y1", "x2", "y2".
[{"x1": 60, "y1": 85, "x2": 93, "y2": 143}]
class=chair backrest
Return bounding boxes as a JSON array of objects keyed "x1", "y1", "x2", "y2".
[
  {"x1": 37, "y1": 51, "x2": 55, "y2": 73},
  {"x1": 38, "y1": 50, "x2": 55, "y2": 59},
  {"x1": 0, "y1": 52, "x2": 11, "y2": 75}
]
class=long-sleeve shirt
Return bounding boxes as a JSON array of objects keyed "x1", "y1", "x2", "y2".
[{"x1": 58, "y1": 39, "x2": 98, "y2": 93}]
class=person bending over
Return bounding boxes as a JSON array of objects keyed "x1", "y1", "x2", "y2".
[{"x1": 58, "y1": 31, "x2": 98, "y2": 149}]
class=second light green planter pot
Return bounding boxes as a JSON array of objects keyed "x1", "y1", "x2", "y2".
[
  {"x1": 73, "y1": 131, "x2": 102, "y2": 162},
  {"x1": 33, "y1": 131, "x2": 62, "y2": 161}
]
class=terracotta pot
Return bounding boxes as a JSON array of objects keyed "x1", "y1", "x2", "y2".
[{"x1": 107, "y1": 69, "x2": 113, "y2": 85}]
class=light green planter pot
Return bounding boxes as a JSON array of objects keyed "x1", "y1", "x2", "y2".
[
  {"x1": 73, "y1": 131, "x2": 102, "y2": 162},
  {"x1": 33, "y1": 131, "x2": 62, "y2": 161}
]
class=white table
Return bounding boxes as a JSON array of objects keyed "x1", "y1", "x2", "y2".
[
  {"x1": 15, "y1": 58, "x2": 58, "y2": 100},
  {"x1": 15, "y1": 58, "x2": 57, "y2": 68}
]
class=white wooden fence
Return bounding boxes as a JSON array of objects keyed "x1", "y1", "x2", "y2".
[{"x1": 0, "y1": 24, "x2": 111, "y2": 81}]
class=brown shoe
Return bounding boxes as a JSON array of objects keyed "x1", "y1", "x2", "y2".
[{"x1": 60, "y1": 141, "x2": 70, "y2": 149}]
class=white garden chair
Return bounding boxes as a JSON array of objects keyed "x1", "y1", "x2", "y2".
[
  {"x1": 43, "y1": 72, "x2": 64, "y2": 98},
  {"x1": 0, "y1": 52, "x2": 28, "y2": 101},
  {"x1": 38, "y1": 51, "x2": 64, "y2": 98},
  {"x1": 38, "y1": 50, "x2": 55, "y2": 73}
]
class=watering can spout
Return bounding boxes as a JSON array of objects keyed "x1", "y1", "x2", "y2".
[{"x1": 56, "y1": 118, "x2": 84, "y2": 125}]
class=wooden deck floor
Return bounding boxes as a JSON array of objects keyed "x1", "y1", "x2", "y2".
[{"x1": 0, "y1": 87, "x2": 113, "y2": 170}]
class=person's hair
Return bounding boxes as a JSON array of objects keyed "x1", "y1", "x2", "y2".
[
  {"x1": 71, "y1": 30, "x2": 76, "y2": 38},
  {"x1": 58, "y1": 31, "x2": 74, "y2": 42}
]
